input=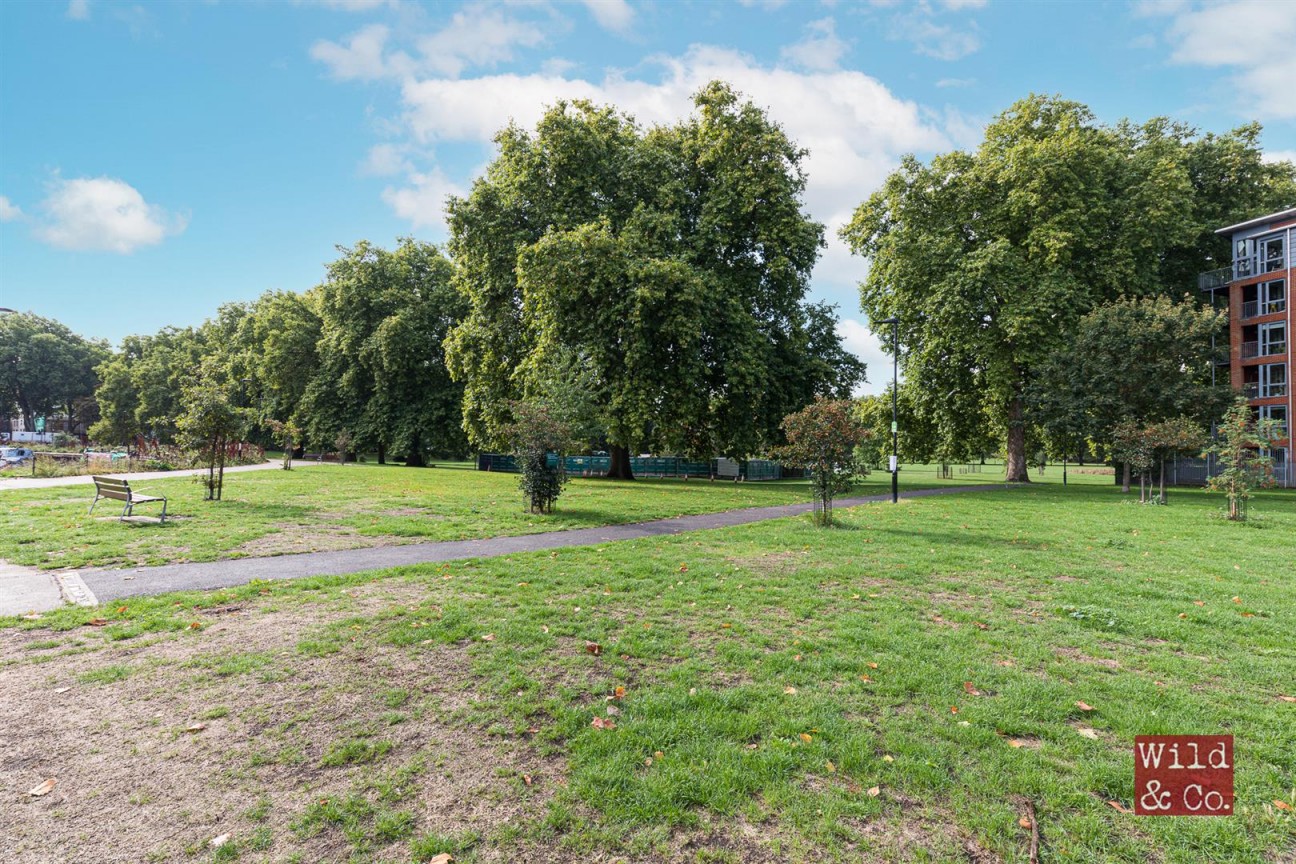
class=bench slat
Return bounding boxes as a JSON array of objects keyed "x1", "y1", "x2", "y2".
[{"x1": 96, "y1": 489, "x2": 133, "y2": 502}]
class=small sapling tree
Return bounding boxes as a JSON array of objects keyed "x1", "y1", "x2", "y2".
[
  {"x1": 176, "y1": 373, "x2": 251, "y2": 501},
  {"x1": 777, "y1": 398, "x2": 870, "y2": 526},
  {"x1": 506, "y1": 402, "x2": 573, "y2": 514},
  {"x1": 266, "y1": 419, "x2": 301, "y2": 470},
  {"x1": 1203, "y1": 398, "x2": 1281, "y2": 521},
  {"x1": 1147, "y1": 416, "x2": 1206, "y2": 504}
]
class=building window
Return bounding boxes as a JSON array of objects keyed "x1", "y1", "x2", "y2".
[
  {"x1": 1261, "y1": 279, "x2": 1286, "y2": 315},
  {"x1": 1259, "y1": 404, "x2": 1288, "y2": 436},
  {"x1": 1258, "y1": 363, "x2": 1287, "y2": 398},
  {"x1": 1259, "y1": 321, "x2": 1286, "y2": 357},
  {"x1": 1261, "y1": 235, "x2": 1286, "y2": 273}
]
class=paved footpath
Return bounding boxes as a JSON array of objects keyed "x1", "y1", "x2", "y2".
[
  {"x1": 0, "y1": 459, "x2": 313, "y2": 491},
  {"x1": 3, "y1": 484, "x2": 1012, "y2": 616}
]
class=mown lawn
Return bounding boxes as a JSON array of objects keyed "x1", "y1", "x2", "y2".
[
  {"x1": 0, "y1": 460, "x2": 1013, "y2": 570},
  {"x1": 2, "y1": 482, "x2": 1291, "y2": 863}
]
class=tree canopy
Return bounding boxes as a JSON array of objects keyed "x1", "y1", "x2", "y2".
[
  {"x1": 446, "y1": 81, "x2": 864, "y2": 478},
  {"x1": 0, "y1": 311, "x2": 108, "y2": 432},
  {"x1": 841, "y1": 94, "x2": 1295, "y2": 481}
]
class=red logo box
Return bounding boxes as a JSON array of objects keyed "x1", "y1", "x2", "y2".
[{"x1": 1134, "y1": 735, "x2": 1234, "y2": 816}]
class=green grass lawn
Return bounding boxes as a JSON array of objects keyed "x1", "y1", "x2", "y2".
[
  {"x1": 0, "y1": 460, "x2": 1019, "y2": 570},
  {"x1": 4, "y1": 482, "x2": 1292, "y2": 862}
]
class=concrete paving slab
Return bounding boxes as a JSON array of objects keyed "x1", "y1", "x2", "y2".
[{"x1": 0, "y1": 563, "x2": 62, "y2": 617}]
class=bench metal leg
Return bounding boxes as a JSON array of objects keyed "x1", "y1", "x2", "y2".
[
  {"x1": 121, "y1": 502, "x2": 132, "y2": 522},
  {"x1": 89, "y1": 494, "x2": 100, "y2": 515},
  {"x1": 159, "y1": 499, "x2": 167, "y2": 524}
]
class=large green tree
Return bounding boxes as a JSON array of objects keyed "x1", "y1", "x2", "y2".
[
  {"x1": 447, "y1": 82, "x2": 863, "y2": 479},
  {"x1": 841, "y1": 95, "x2": 1295, "y2": 482},
  {"x1": 0, "y1": 312, "x2": 108, "y2": 434},
  {"x1": 300, "y1": 239, "x2": 467, "y2": 464},
  {"x1": 90, "y1": 327, "x2": 208, "y2": 444},
  {"x1": 1030, "y1": 295, "x2": 1228, "y2": 491}
]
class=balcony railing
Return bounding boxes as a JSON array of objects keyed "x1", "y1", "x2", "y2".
[
  {"x1": 1242, "y1": 299, "x2": 1286, "y2": 319},
  {"x1": 1244, "y1": 382, "x2": 1288, "y2": 399},
  {"x1": 1242, "y1": 341, "x2": 1286, "y2": 359},
  {"x1": 1198, "y1": 252, "x2": 1289, "y2": 291}
]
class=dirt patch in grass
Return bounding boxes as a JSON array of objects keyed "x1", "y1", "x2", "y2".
[
  {"x1": 1055, "y1": 646, "x2": 1121, "y2": 669},
  {"x1": 0, "y1": 597, "x2": 557, "y2": 864},
  {"x1": 231, "y1": 525, "x2": 410, "y2": 557},
  {"x1": 724, "y1": 550, "x2": 805, "y2": 576}
]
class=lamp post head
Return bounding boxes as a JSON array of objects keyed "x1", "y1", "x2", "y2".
[{"x1": 878, "y1": 316, "x2": 899, "y2": 325}]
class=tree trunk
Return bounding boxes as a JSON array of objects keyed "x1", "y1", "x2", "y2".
[
  {"x1": 606, "y1": 444, "x2": 635, "y2": 480},
  {"x1": 1004, "y1": 396, "x2": 1030, "y2": 482},
  {"x1": 405, "y1": 432, "x2": 425, "y2": 467},
  {"x1": 377, "y1": 443, "x2": 386, "y2": 465},
  {"x1": 1159, "y1": 458, "x2": 1167, "y2": 504},
  {"x1": 1122, "y1": 462, "x2": 1131, "y2": 494}
]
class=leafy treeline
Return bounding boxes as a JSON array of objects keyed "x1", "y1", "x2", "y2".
[
  {"x1": 844, "y1": 95, "x2": 1295, "y2": 481},
  {"x1": 8, "y1": 88, "x2": 1293, "y2": 476}
]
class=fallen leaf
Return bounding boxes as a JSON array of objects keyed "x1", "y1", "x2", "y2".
[
  {"x1": 793, "y1": 654, "x2": 802, "y2": 661},
  {"x1": 867, "y1": 786, "x2": 880, "y2": 797},
  {"x1": 209, "y1": 834, "x2": 231, "y2": 848},
  {"x1": 1274, "y1": 799, "x2": 1292, "y2": 811},
  {"x1": 826, "y1": 760, "x2": 836, "y2": 772},
  {"x1": 1232, "y1": 595, "x2": 1241, "y2": 603},
  {"x1": 188, "y1": 621, "x2": 203, "y2": 631},
  {"x1": 679, "y1": 564, "x2": 688, "y2": 572},
  {"x1": 522, "y1": 775, "x2": 532, "y2": 786},
  {"x1": 481, "y1": 633, "x2": 496, "y2": 642},
  {"x1": 721, "y1": 623, "x2": 732, "y2": 629},
  {"x1": 973, "y1": 621, "x2": 989, "y2": 630},
  {"x1": 1008, "y1": 739, "x2": 1027, "y2": 748},
  {"x1": 605, "y1": 704, "x2": 621, "y2": 716},
  {"x1": 1279, "y1": 696, "x2": 1296, "y2": 703},
  {"x1": 427, "y1": 855, "x2": 454, "y2": 864},
  {"x1": 1107, "y1": 800, "x2": 1132, "y2": 814},
  {"x1": 541, "y1": 625, "x2": 549, "y2": 634},
  {"x1": 591, "y1": 716, "x2": 616, "y2": 730},
  {"x1": 54, "y1": 687, "x2": 70, "y2": 694},
  {"x1": 20, "y1": 613, "x2": 41, "y2": 620},
  {"x1": 882, "y1": 754, "x2": 894, "y2": 763},
  {"x1": 85, "y1": 618, "x2": 109, "y2": 627},
  {"x1": 116, "y1": 606, "x2": 128, "y2": 614},
  {"x1": 584, "y1": 641, "x2": 602, "y2": 656},
  {"x1": 783, "y1": 686, "x2": 798, "y2": 695},
  {"x1": 997, "y1": 659, "x2": 1016, "y2": 667},
  {"x1": 1193, "y1": 600, "x2": 1205, "y2": 607},
  {"x1": 950, "y1": 706, "x2": 959, "y2": 715},
  {"x1": 867, "y1": 662, "x2": 878, "y2": 669},
  {"x1": 654, "y1": 750, "x2": 664, "y2": 758},
  {"x1": 963, "y1": 682, "x2": 983, "y2": 696},
  {"x1": 1178, "y1": 613, "x2": 1187, "y2": 619},
  {"x1": 799, "y1": 733, "x2": 813, "y2": 743},
  {"x1": 860, "y1": 675, "x2": 872, "y2": 683},
  {"x1": 1075, "y1": 701, "x2": 1095, "y2": 712},
  {"x1": 1018, "y1": 816, "x2": 1031, "y2": 829},
  {"x1": 643, "y1": 757, "x2": 653, "y2": 767},
  {"x1": 185, "y1": 723, "x2": 206, "y2": 733},
  {"x1": 613, "y1": 686, "x2": 626, "y2": 699},
  {"x1": 28, "y1": 778, "x2": 56, "y2": 797},
  {"x1": 1075, "y1": 727, "x2": 1099, "y2": 740},
  {"x1": 526, "y1": 726, "x2": 540, "y2": 734}
]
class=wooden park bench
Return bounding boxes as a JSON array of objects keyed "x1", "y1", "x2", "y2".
[{"x1": 89, "y1": 476, "x2": 168, "y2": 523}]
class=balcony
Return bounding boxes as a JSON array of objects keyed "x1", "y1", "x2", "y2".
[
  {"x1": 1245, "y1": 382, "x2": 1288, "y2": 399},
  {"x1": 1242, "y1": 341, "x2": 1286, "y2": 359},
  {"x1": 1242, "y1": 299, "x2": 1286, "y2": 319},
  {"x1": 1198, "y1": 253, "x2": 1289, "y2": 291}
]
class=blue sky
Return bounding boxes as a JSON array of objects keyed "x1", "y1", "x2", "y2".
[{"x1": 2, "y1": 0, "x2": 1294, "y2": 393}]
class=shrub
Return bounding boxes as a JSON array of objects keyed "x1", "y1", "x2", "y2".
[
  {"x1": 776, "y1": 398, "x2": 870, "y2": 526},
  {"x1": 505, "y1": 402, "x2": 572, "y2": 514},
  {"x1": 1203, "y1": 398, "x2": 1282, "y2": 521}
]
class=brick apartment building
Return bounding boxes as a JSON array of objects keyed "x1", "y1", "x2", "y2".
[{"x1": 1200, "y1": 206, "x2": 1293, "y2": 487}]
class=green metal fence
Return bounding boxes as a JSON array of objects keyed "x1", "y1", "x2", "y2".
[{"x1": 477, "y1": 453, "x2": 802, "y2": 480}]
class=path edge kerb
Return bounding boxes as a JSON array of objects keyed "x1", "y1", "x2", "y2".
[{"x1": 79, "y1": 484, "x2": 1018, "y2": 604}]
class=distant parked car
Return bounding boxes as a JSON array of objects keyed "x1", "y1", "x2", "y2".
[{"x1": 0, "y1": 446, "x2": 35, "y2": 468}]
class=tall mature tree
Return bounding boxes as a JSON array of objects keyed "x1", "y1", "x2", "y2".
[
  {"x1": 1031, "y1": 296, "x2": 1227, "y2": 490},
  {"x1": 447, "y1": 82, "x2": 862, "y2": 479},
  {"x1": 90, "y1": 327, "x2": 207, "y2": 444},
  {"x1": 0, "y1": 312, "x2": 108, "y2": 432},
  {"x1": 225, "y1": 290, "x2": 323, "y2": 431},
  {"x1": 841, "y1": 95, "x2": 1293, "y2": 482},
  {"x1": 301, "y1": 239, "x2": 467, "y2": 464}
]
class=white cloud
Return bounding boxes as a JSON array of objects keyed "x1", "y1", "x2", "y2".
[
  {"x1": 939, "y1": 0, "x2": 987, "y2": 9},
  {"x1": 738, "y1": 0, "x2": 790, "y2": 9},
  {"x1": 935, "y1": 77, "x2": 974, "y2": 88},
  {"x1": 66, "y1": 0, "x2": 90, "y2": 21},
  {"x1": 1146, "y1": 0, "x2": 1296, "y2": 119},
  {"x1": 312, "y1": 7, "x2": 548, "y2": 81},
  {"x1": 381, "y1": 166, "x2": 466, "y2": 231},
  {"x1": 1264, "y1": 149, "x2": 1296, "y2": 165},
  {"x1": 837, "y1": 317, "x2": 896, "y2": 396},
  {"x1": 361, "y1": 142, "x2": 412, "y2": 176},
  {"x1": 36, "y1": 177, "x2": 186, "y2": 253},
  {"x1": 305, "y1": 0, "x2": 400, "y2": 10},
  {"x1": 580, "y1": 0, "x2": 634, "y2": 34},
  {"x1": 896, "y1": 18, "x2": 980, "y2": 61},
  {"x1": 780, "y1": 17, "x2": 849, "y2": 72},
  {"x1": 0, "y1": 196, "x2": 22, "y2": 222}
]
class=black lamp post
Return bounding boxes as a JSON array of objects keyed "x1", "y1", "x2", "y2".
[{"x1": 878, "y1": 316, "x2": 900, "y2": 504}]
